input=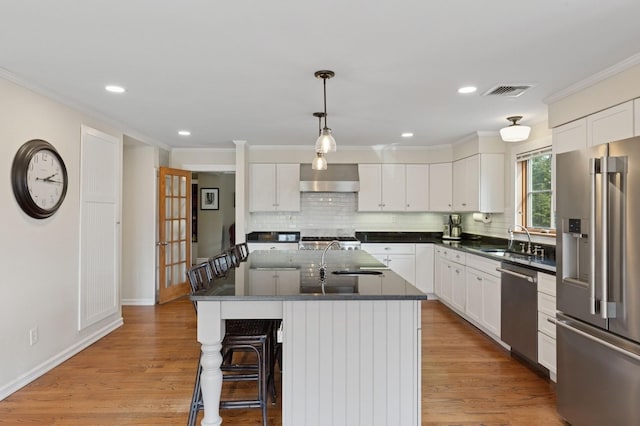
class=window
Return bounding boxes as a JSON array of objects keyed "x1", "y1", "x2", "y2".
[{"x1": 516, "y1": 148, "x2": 555, "y2": 232}]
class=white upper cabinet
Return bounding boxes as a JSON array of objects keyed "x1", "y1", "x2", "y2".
[
  {"x1": 552, "y1": 118, "x2": 587, "y2": 154},
  {"x1": 380, "y1": 164, "x2": 406, "y2": 211},
  {"x1": 428, "y1": 162, "x2": 452, "y2": 212},
  {"x1": 358, "y1": 164, "x2": 412, "y2": 211},
  {"x1": 453, "y1": 154, "x2": 504, "y2": 213},
  {"x1": 587, "y1": 100, "x2": 634, "y2": 146},
  {"x1": 453, "y1": 155, "x2": 480, "y2": 211},
  {"x1": 249, "y1": 163, "x2": 300, "y2": 212},
  {"x1": 405, "y1": 164, "x2": 429, "y2": 211}
]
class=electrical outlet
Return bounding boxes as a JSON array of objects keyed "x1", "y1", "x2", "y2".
[{"x1": 29, "y1": 326, "x2": 39, "y2": 346}]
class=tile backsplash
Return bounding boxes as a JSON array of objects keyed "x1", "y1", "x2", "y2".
[
  {"x1": 249, "y1": 192, "x2": 556, "y2": 246},
  {"x1": 249, "y1": 193, "x2": 444, "y2": 236}
]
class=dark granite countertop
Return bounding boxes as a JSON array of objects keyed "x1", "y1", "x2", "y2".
[
  {"x1": 191, "y1": 250, "x2": 428, "y2": 301},
  {"x1": 356, "y1": 231, "x2": 556, "y2": 274},
  {"x1": 246, "y1": 231, "x2": 300, "y2": 243}
]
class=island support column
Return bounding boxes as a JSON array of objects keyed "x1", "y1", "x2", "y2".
[{"x1": 197, "y1": 301, "x2": 225, "y2": 426}]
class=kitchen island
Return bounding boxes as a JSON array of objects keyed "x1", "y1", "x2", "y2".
[{"x1": 191, "y1": 249, "x2": 427, "y2": 426}]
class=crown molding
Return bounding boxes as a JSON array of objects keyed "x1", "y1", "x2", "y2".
[{"x1": 544, "y1": 52, "x2": 640, "y2": 104}]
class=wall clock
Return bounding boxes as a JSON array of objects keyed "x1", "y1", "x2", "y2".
[{"x1": 11, "y1": 139, "x2": 69, "y2": 219}]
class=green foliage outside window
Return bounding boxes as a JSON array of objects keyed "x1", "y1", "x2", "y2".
[{"x1": 527, "y1": 154, "x2": 552, "y2": 228}]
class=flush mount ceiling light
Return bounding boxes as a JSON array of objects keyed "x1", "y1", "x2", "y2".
[
  {"x1": 312, "y1": 112, "x2": 328, "y2": 170},
  {"x1": 314, "y1": 70, "x2": 337, "y2": 153},
  {"x1": 401, "y1": 132, "x2": 414, "y2": 138},
  {"x1": 105, "y1": 85, "x2": 126, "y2": 93},
  {"x1": 178, "y1": 130, "x2": 191, "y2": 136},
  {"x1": 500, "y1": 116, "x2": 531, "y2": 142}
]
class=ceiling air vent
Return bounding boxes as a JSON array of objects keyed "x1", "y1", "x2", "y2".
[{"x1": 482, "y1": 84, "x2": 533, "y2": 98}]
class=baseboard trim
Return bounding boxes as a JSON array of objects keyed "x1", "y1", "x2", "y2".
[
  {"x1": 122, "y1": 298, "x2": 155, "y2": 306},
  {"x1": 0, "y1": 317, "x2": 123, "y2": 400}
]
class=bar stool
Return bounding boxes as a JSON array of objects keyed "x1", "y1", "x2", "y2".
[
  {"x1": 236, "y1": 242, "x2": 249, "y2": 261},
  {"x1": 226, "y1": 246, "x2": 241, "y2": 268},
  {"x1": 209, "y1": 252, "x2": 232, "y2": 278},
  {"x1": 186, "y1": 264, "x2": 276, "y2": 426}
]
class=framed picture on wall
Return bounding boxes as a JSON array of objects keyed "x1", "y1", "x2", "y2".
[{"x1": 201, "y1": 188, "x2": 219, "y2": 210}]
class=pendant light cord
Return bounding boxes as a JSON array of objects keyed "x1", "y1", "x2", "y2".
[{"x1": 323, "y1": 77, "x2": 328, "y2": 129}]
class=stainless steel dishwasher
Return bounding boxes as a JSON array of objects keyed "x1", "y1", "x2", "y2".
[{"x1": 497, "y1": 262, "x2": 538, "y2": 364}]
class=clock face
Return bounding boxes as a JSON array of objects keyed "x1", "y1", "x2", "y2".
[
  {"x1": 11, "y1": 139, "x2": 68, "y2": 219},
  {"x1": 26, "y1": 149, "x2": 66, "y2": 210}
]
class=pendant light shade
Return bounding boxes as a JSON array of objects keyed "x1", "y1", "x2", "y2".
[
  {"x1": 312, "y1": 112, "x2": 329, "y2": 170},
  {"x1": 500, "y1": 116, "x2": 531, "y2": 142},
  {"x1": 314, "y1": 70, "x2": 337, "y2": 153},
  {"x1": 315, "y1": 128, "x2": 336, "y2": 153},
  {"x1": 312, "y1": 152, "x2": 328, "y2": 170}
]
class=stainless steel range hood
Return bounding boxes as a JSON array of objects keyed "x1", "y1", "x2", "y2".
[{"x1": 299, "y1": 163, "x2": 360, "y2": 192}]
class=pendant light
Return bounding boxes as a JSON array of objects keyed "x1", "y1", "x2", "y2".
[
  {"x1": 312, "y1": 112, "x2": 328, "y2": 170},
  {"x1": 500, "y1": 116, "x2": 531, "y2": 142},
  {"x1": 314, "y1": 70, "x2": 337, "y2": 153}
]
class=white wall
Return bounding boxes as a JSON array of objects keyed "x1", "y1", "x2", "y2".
[
  {"x1": 122, "y1": 140, "x2": 157, "y2": 305},
  {"x1": 0, "y1": 78, "x2": 123, "y2": 398},
  {"x1": 196, "y1": 173, "x2": 236, "y2": 258}
]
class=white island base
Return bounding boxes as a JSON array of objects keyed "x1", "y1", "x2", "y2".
[{"x1": 197, "y1": 299, "x2": 422, "y2": 426}]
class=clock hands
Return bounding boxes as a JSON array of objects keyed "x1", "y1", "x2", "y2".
[{"x1": 36, "y1": 173, "x2": 62, "y2": 184}]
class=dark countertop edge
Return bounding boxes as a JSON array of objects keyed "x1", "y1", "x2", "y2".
[
  {"x1": 440, "y1": 244, "x2": 556, "y2": 275},
  {"x1": 191, "y1": 294, "x2": 429, "y2": 301}
]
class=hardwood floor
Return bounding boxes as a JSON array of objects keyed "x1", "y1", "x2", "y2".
[{"x1": 0, "y1": 299, "x2": 565, "y2": 425}]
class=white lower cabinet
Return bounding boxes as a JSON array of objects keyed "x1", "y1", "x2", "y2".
[
  {"x1": 414, "y1": 244, "x2": 434, "y2": 294},
  {"x1": 435, "y1": 247, "x2": 502, "y2": 344},
  {"x1": 361, "y1": 243, "x2": 416, "y2": 284},
  {"x1": 537, "y1": 272, "x2": 557, "y2": 382},
  {"x1": 465, "y1": 255, "x2": 501, "y2": 339},
  {"x1": 434, "y1": 248, "x2": 465, "y2": 310},
  {"x1": 249, "y1": 269, "x2": 300, "y2": 295}
]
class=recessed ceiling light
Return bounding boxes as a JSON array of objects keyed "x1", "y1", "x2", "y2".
[
  {"x1": 458, "y1": 86, "x2": 477, "y2": 94},
  {"x1": 178, "y1": 130, "x2": 191, "y2": 136},
  {"x1": 401, "y1": 132, "x2": 414, "y2": 138},
  {"x1": 105, "y1": 85, "x2": 126, "y2": 93}
]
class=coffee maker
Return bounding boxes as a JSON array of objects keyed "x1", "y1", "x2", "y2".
[{"x1": 442, "y1": 214, "x2": 462, "y2": 240}]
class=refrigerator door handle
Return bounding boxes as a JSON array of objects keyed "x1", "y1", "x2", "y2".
[
  {"x1": 601, "y1": 156, "x2": 610, "y2": 320},
  {"x1": 589, "y1": 158, "x2": 599, "y2": 315},
  {"x1": 556, "y1": 319, "x2": 640, "y2": 363}
]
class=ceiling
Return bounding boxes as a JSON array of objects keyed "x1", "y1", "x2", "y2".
[{"x1": 2, "y1": 1, "x2": 640, "y2": 150}]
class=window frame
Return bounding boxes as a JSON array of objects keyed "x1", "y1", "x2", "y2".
[{"x1": 515, "y1": 147, "x2": 555, "y2": 235}]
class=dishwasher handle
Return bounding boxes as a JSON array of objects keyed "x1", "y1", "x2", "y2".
[{"x1": 496, "y1": 267, "x2": 537, "y2": 283}]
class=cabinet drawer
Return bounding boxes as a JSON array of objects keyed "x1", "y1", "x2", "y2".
[
  {"x1": 465, "y1": 253, "x2": 500, "y2": 277},
  {"x1": 437, "y1": 247, "x2": 465, "y2": 264},
  {"x1": 361, "y1": 243, "x2": 415, "y2": 255},
  {"x1": 538, "y1": 331, "x2": 557, "y2": 374},
  {"x1": 537, "y1": 292, "x2": 556, "y2": 317},
  {"x1": 537, "y1": 272, "x2": 556, "y2": 296},
  {"x1": 538, "y1": 312, "x2": 556, "y2": 338}
]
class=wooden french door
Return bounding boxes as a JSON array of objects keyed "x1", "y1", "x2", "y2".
[{"x1": 158, "y1": 167, "x2": 191, "y2": 304}]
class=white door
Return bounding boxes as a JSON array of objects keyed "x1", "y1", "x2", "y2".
[{"x1": 78, "y1": 125, "x2": 121, "y2": 330}]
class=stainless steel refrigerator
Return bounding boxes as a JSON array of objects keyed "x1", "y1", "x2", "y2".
[{"x1": 556, "y1": 136, "x2": 640, "y2": 425}]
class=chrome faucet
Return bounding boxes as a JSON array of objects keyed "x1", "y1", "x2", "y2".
[
  {"x1": 508, "y1": 225, "x2": 532, "y2": 255},
  {"x1": 320, "y1": 240, "x2": 341, "y2": 280}
]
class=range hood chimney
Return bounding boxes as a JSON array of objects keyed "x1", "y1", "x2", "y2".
[{"x1": 299, "y1": 163, "x2": 360, "y2": 192}]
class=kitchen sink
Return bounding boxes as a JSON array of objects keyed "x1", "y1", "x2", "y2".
[{"x1": 331, "y1": 270, "x2": 384, "y2": 276}]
